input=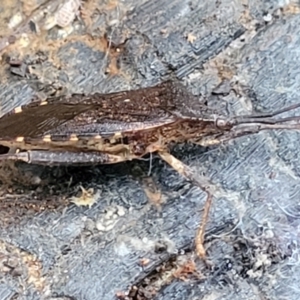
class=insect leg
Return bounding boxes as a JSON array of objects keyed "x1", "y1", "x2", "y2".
[
  {"x1": 0, "y1": 150, "x2": 129, "y2": 166},
  {"x1": 158, "y1": 150, "x2": 217, "y2": 259},
  {"x1": 198, "y1": 125, "x2": 263, "y2": 147}
]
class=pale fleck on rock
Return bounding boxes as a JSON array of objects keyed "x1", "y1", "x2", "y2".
[
  {"x1": 71, "y1": 186, "x2": 100, "y2": 208},
  {"x1": 95, "y1": 205, "x2": 127, "y2": 232},
  {"x1": 263, "y1": 13, "x2": 272, "y2": 22},
  {"x1": 8, "y1": 12, "x2": 24, "y2": 29},
  {"x1": 247, "y1": 269, "x2": 263, "y2": 278},
  {"x1": 43, "y1": 0, "x2": 82, "y2": 30},
  {"x1": 187, "y1": 33, "x2": 197, "y2": 43},
  {"x1": 253, "y1": 253, "x2": 272, "y2": 269},
  {"x1": 18, "y1": 33, "x2": 31, "y2": 48},
  {"x1": 96, "y1": 218, "x2": 118, "y2": 232},
  {"x1": 139, "y1": 258, "x2": 150, "y2": 266},
  {"x1": 116, "y1": 205, "x2": 126, "y2": 216},
  {"x1": 56, "y1": 25, "x2": 75, "y2": 38}
]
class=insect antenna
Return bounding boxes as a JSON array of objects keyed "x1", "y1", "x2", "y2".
[
  {"x1": 238, "y1": 102, "x2": 300, "y2": 118},
  {"x1": 228, "y1": 102, "x2": 300, "y2": 127}
]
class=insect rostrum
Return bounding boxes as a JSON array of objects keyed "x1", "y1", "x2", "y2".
[{"x1": 1, "y1": 79, "x2": 300, "y2": 259}]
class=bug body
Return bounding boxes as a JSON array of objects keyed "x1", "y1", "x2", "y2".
[
  {"x1": 1, "y1": 79, "x2": 300, "y2": 259},
  {"x1": 0, "y1": 80, "x2": 225, "y2": 165}
]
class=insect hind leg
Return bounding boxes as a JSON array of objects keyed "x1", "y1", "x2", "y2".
[
  {"x1": 0, "y1": 150, "x2": 128, "y2": 166},
  {"x1": 158, "y1": 150, "x2": 218, "y2": 260}
]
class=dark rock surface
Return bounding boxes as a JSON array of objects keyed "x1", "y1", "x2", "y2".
[{"x1": 0, "y1": 0, "x2": 299, "y2": 299}]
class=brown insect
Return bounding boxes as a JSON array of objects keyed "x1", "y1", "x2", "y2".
[{"x1": 0, "y1": 80, "x2": 300, "y2": 259}]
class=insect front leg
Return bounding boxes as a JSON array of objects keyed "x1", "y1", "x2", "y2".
[
  {"x1": 158, "y1": 151, "x2": 218, "y2": 260},
  {"x1": 0, "y1": 150, "x2": 130, "y2": 166},
  {"x1": 198, "y1": 126, "x2": 262, "y2": 147}
]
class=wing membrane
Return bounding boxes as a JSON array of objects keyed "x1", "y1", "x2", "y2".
[
  {"x1": 0, "y1": 81, "x2": 181, "y2": 138},
  {"x1": 0, "y1": 104, "x2": 93, "y2": 137}
]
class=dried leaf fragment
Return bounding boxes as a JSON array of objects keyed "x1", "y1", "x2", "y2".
[{"x1": 71, "y1": 186, "x2": 99, "y2": 208}]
